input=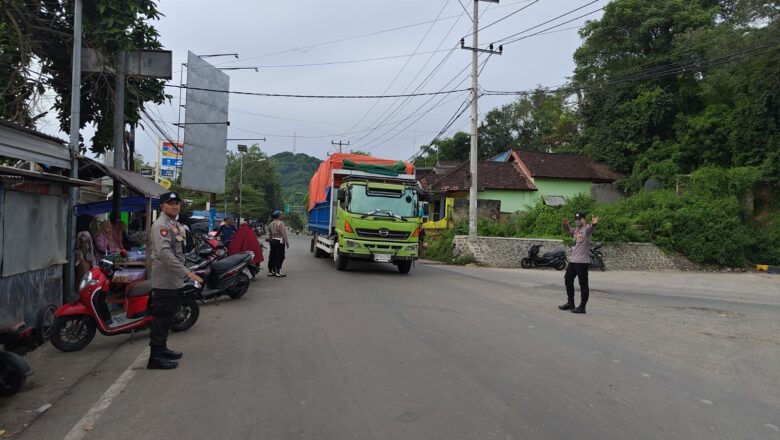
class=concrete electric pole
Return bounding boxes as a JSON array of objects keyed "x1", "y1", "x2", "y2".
[
  {"x1": 331, "y1": 140, "x2": 350, "y2": 154},
  {"x1": 461, "y1": 0, "x2": 502, "y2": 242}
]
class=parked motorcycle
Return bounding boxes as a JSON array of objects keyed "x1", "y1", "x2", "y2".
[
  {"x1": 50, "y1": 260, "x2": 200, "y2": 352},
  {"x1": 0, "y1": 311, "x2": 34, "y2": 396},
  {"x1": 190, "y1": 251, "x2": 254, "y2": 301},
  {"x1": 521, "y1": 244, "x2": 567, "y2": 270},
  {"x1": 590, "y1": 242, "x2": 606, "y2": 271}
]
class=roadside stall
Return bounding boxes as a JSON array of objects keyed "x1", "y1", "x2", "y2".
[{"x1": 77, "y1": 158, "x2": 167, "y2": 298}]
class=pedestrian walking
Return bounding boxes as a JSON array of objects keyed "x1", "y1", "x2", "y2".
[
  {"x1": 148, "y1": 191, "x2": 203, "y2": 369},
  {"x1": 559, "y1": 212, "x2": 599, "y2": 314},
  {"x1": 267, "y1": 210, "x2": 289, "y2": 277}
]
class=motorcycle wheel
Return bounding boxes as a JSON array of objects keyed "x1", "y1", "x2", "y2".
[
  {"x1": 171, "y1": 298, "x2": 200, "y2": 332},
  {"x1": 50, "y1": 315, "x2": 96, "y2": 352},
  {"x1": 34, "y1": 304, "x2": 57, "y2": 344},
  {"x1": 599, "y1": 259, "x2": 606, "y2": 271},
  {"x1": 521, "y1": 258, "x2": 532, "y2": 269},
  {"x1": 0, "y1": 360, "x2": 27, "y2": 397},
  {"x1": 228, "y1": 273, "x2": 251, "y2": 299},
  {"x1": 555, "y1": 259, "x2": 567, "y2": 271}
]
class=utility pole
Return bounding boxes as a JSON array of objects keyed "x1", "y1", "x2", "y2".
[
  {"x1": 331, "y1": 140, "x2": 349, "y2": 154},
  {"x1": 111, "y1": 52, "x2": 127, "y2": 222},
  {"x1": 460, "y1": 0, "x2": 502, "y2": 241},
  {"x1": 64, "y1": 0, "x2": 83, "y2": 300}
]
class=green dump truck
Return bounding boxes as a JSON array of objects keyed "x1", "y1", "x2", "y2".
[{"x1": 307, "y1": 153, "x2": 424, "y2": 273}]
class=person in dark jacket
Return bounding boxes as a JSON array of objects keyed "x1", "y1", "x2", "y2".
[
  {"x1": 267, "y1": 210, "x2": 289, "y2": 277},
  {"x1": 559, "y1": 211, "x2": 599, "y2": 314}
]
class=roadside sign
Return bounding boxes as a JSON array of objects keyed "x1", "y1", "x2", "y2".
[
  {"x1": 159, "y1": 179, "x2": 172, "y2": 189},
  {"x1": 161, "y1": 158, "x2": 183, "y2": 167},
  {"x1": 160, "y1": 169, "x2": 174, "y2": 178}
]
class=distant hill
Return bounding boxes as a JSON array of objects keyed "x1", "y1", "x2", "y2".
[{"x1": 270, "y1": 152, "x2": 322, "y2": 206}]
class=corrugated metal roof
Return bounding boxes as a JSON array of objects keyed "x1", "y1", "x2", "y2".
[
  {"x1": 543, "y1": 195, "x2": 567, "y2": 206},
  {"x1": 0, "y1": 119, "x2": 70, "y2": 168}
]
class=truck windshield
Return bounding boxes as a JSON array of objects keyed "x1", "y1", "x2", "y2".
[{"x1": 348, "y1": 185, "x2": 417, "y2": 218}]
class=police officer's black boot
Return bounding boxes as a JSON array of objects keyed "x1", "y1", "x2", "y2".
[
  {"x1": 558, "y1": 296, "x2": 575, "y2": 310},
  {"x1": 571, "y1": 303, "x2": 587, "y2": 314},
  {"x1": 162, "y1": 347, "x2": 183, "y2": 360},
  {"x1": 148, "y1": 347, "x2": 178, "y2": 369}
]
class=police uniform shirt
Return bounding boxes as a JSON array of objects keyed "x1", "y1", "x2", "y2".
[{"x1": 150, "y1": 213, "x2": 190, "y2": 289}]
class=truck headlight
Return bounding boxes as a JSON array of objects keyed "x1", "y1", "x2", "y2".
[
  {"x1": 345, "y1": 240, "x2": 361, "y2": 248},
  {"x1": 407, "y1": 244, "x2": 418, "y2": 252}
]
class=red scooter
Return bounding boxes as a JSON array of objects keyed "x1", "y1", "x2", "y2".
[{"x1": 50, "y1": 260, "x2": 200, "y2": 352}]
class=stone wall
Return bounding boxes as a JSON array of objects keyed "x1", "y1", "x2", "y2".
[{"x1": 453, "y1": 236, "x2": 682, "y2": 271}]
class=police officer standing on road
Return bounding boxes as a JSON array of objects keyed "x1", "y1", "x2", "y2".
[
  {"x1": 148, "y1": 192, "x2": 203, "y2": 369},
  {"x1": 559, "y1": 211, "x2": 599, "y2": 314}
]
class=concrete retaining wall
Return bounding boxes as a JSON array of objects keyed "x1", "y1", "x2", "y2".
[{"x1": 453, "y1": 236, "x2": 681, "y2": 271}]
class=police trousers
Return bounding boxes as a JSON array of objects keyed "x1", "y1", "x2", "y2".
[
  {"x1": 149, "y1": 288, "x2": 181, "y2": 348},
  {"x1": 564, "y1": 263, "x2": 589, "y2": 304},
  {"x1": 268, "y1": 240, "x2": 286, "y2": 272}
]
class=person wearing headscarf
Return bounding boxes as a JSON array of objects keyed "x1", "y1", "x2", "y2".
[
  {"x1": 95, "y1": 220, "x2": 126, "y2": 259},
  {"x1": 227, "y1": 221, "x2": 264, "y2": 265},
  {"x1": 266, "y1": 210, "x2": 289, "y2": 277},
  {"x1": 75, "y1": 214, "x2": 96, "y2": 290}
]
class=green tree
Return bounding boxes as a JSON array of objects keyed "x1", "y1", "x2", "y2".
[
  {"x1": 0, "y1": 0, "x2": 168, "y2": 154},
  {"x1": 479, "y1": 88, "x2": 580, "y2": 156}
]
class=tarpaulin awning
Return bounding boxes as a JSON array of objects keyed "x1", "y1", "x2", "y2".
[
  {"x1": 308, "y1": 153, "x2": 414, "y2": 211},
  {"x1": 79, "y1": 157, "x2": 167, "y2": 198},
  {"x1": 76, "y1": 197, "x2": 160, "y2": 216}
]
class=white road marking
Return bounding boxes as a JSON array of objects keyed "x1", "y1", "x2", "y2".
[{"x1": 63, "y1": 347, "x2": 149, "y2": 440}]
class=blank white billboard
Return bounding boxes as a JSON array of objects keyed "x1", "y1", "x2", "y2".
[{"x1": 181, "y1": 51, "x2": 229, "y2": 193}]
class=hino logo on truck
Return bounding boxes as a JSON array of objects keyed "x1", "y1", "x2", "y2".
[{"x1": 378, "y1": 228, "x2": 390, "y2": 237}]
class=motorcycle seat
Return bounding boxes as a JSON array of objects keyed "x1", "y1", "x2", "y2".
[
  {"x1": 126, "y1": 280, "x2": 152, "y2": 298},
  {"x1": 210, "y1": 253, "x2": 251, "y2": 273},
  {"x1": 543, "y1": 249, "x2": 566, "y2": 258}
]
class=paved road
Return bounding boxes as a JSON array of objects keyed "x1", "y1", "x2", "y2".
[{"x1": 17, "y1": 235, "x2": 780, "y2": 439}]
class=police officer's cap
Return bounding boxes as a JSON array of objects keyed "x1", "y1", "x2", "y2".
[
  {"x1": 159, "y1": 191, "x2": 182, "y2": 204},
  {"x1": 574, "y1": 211, "x2": 587, "y2": 219},
  {"x1": 271, "y1": 210, "x2": 282, "y2": 219}
]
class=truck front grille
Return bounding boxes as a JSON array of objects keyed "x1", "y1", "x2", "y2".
[{"x1": 355, "y1": 228, "x2": 411, "y2": 240}]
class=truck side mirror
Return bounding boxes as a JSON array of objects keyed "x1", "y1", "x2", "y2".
[{"x1": 337, "y1": 188, "x2": 346, "y2": 203}]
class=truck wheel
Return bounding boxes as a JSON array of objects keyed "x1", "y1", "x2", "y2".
[
  {"x1": 335, "y1": 253, "x2": 349, "y2": 271},
  {"x1": 397, "y1": 261, "x2": 412, "y2": 274},
  {"x1": 310, "y1": 235, "x2": 316, "y2": 253},
  {"x1": 334, "y1": 244, "x2": 348, "y2": 271}
]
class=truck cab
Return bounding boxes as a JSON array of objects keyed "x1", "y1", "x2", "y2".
[{"x1": 309, "y1": 169, "x2": 423, "y2": 273}]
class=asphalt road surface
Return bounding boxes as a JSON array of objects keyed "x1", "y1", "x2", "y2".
[{"x1": 16, "y1": 235, "x2": 780, "y2": 440}]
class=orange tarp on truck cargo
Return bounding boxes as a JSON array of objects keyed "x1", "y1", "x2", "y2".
[{"x1": 308, "y1": 153, "x2": 415, "y2": 211}]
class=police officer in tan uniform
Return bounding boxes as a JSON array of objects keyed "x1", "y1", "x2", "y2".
[{"x1": 148, "y1": 192, "x2": 203, "y2": 369}]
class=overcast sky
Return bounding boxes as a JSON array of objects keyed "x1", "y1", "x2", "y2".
[{"x1": 47, "y1": 0, "x2": 608, "y2": 164}]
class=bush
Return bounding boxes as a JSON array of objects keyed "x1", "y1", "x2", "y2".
[{"x1": 425, "y1": 166, "x2": 779, "y2": 266}]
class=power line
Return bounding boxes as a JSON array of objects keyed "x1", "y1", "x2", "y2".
[
  {"x1": 163, "y1": 84, "x2": 471, "y2": 99},
  {"x1": 456, "y1": 0, "x2": 473, "y2": 21},
  {"x1": 254, "y1": 49, "x2": 456, "y2": 68},
  {"x1": 350, "y1": 20, "x2": 466, "y2": 147},
  {"x1": 364, "y1": 54, "x2": 492, "y2": 151},
  {"x1": 343, "y1": 0, "x2": 453, "y2": 135},
  {"x1": 484, "y1": 40, "x2": 780, "y2": 97},
  {"x1": 464, "y1": 0, "x2": 540, "y2": 37},
  {"x1": 494, "y1": 0, "x2": 603, "y2": 44}
]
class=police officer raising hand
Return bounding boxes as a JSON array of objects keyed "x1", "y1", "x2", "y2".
[{"x1": 147, "y1": 192, "x2": 201, "y2": 369}]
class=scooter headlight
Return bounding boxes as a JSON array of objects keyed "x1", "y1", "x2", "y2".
[{"x1": 78, "y1": 272, "x2": 98, "y2": 291}]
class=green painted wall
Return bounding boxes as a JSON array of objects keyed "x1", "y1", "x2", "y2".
[
  {"x1": 477, "y1": 179, "x2": 592, "y2": 213},
  {"x1": 534, "y1": 178, "x2": 592, "y2": 201},
  {"x1": 478, "y1": 190, "x2": 537, "y2": 213}
]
